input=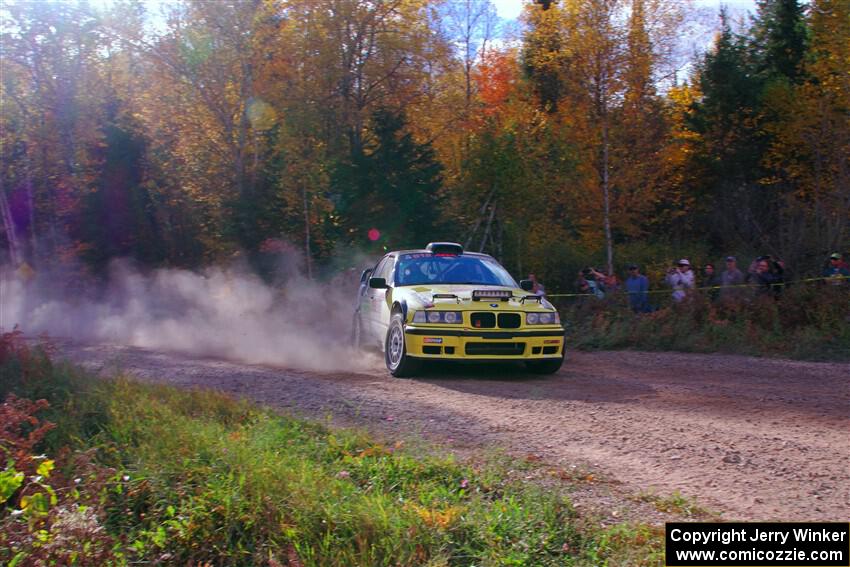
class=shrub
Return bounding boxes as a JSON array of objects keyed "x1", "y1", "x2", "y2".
[{"x1": 563, "y1": 284, "x2": 850, "y2": 360}]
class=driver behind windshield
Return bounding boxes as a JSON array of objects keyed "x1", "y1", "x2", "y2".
[{"x1": 395, "y1": 254, "x2": 515, "y2": 287}]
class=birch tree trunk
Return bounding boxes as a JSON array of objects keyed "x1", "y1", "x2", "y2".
[
  {"x1": 0, "y1": 178, "x2": 21, "y2": 266},
  {"x1": 302, "y1": 184, "x2": 313, "y2": 280},
  {"x1": 602, "y1": 116, "x2": 613, "y2": 275}
]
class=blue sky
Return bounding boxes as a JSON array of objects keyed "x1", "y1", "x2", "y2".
[{"x1": 491, "y1": 0, "x2": 757, "y2": 20}]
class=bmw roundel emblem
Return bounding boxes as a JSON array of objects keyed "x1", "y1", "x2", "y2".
[{"x1": 490, "y1": 303, "x2": 499, "y2": 308}]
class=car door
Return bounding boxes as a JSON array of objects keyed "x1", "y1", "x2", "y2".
[
  {"x1": 365, "y1": 256, "x2": 389, "y2": 339},
  {"x1": 376, "y1": 255, "x2": 395, "y2": 338},
  {"x1": 367, "y1": 255, "x2": 394, "y2": 340}
]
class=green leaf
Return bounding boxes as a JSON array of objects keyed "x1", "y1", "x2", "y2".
[
  {"x1": 0, "y1": 468, "x2": 25, "y2": 503},
  {"x1": 36, "y1": 460, "x2": 54, "y2": 478},
  {"x1": 21, "y1": 492, "x2": 51, "y2": 516}
]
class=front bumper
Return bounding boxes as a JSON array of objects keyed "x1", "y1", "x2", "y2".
[{"x1": 404, "y1": 325, "x2": 565, "y2": 359}]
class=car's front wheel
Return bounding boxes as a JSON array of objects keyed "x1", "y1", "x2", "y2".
[{"x1": 385, "y1": 313, "x2": 420, "y2": 378}]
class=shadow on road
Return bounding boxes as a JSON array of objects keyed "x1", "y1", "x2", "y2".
[{"x1": 414, "y1": 359, "x2": 657, "y2": 403}]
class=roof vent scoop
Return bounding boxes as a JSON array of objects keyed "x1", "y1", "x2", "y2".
[{"x1": 426, "y1": 242, "x2": 464, "y2": 256}]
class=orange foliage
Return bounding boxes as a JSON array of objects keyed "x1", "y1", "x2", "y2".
[{"x1": 473, "y1": 51, "x2": 518, "y2": 117}]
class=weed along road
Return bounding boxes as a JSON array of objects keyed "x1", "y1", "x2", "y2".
[{"x1": 61, "y1": 342, "x2": 850, "y2": 522}]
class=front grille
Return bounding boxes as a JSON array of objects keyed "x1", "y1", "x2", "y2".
[
  {"x1": 498, "y1": 313, "x2": 521, "y2": 328},
  {"x1": 465, "y1": 342, "x2": 525, "y2": 356},
  {"x1": 470, "y1": 312, "x2": 496, "y2": 328},
  {"x1": 472, "y1": 312, "x2": 523, "y2": 329}
]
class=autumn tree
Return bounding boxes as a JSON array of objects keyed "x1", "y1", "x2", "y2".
[
  {"x1": 522, "y1": 0, "x2": 687, "y2": 273},
  {"x1": 760, "y1": 0, "x2": 850, "y2": 265},
  {"x1": 333, "y1": 108, "x2": 443, "y2": 249},
  {"x1": 687, "y1": 9, "x2": 768, "y2": 251},
  {"x1": 0, "y1": 0, "x2": 110, "y2": 266}
]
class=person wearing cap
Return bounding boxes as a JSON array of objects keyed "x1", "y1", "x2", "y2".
[
  {"x1": 822, "y1": 253, "x2": 849, "y2": 286},
  {"x1": 720, "y1": 256, "x2": 745, "y2": 300},
  {"x1": 625, "y1": 263, "x2": 650, "y2": 312},
  {"x1": 665, "y1": 259, "x2": 695, "y2": 302}
]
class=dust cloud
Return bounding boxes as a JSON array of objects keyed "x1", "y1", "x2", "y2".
[{"x1": 0, "y1": 256, "x2": 382, "y2": 373}]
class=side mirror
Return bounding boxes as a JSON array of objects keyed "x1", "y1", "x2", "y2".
[
  {"x1": 520, "y1": 279, "x2": 534, "y2": 291},
  {"x1": 369, "y1": 277, "x2": 388, "y2": 289},
  {"x1": 360, "y1": 268, "x2": 373, "y2": 283}
]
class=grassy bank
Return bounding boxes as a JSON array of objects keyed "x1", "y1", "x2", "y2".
[
  {"x1": 561, "y1": 285, "x2": 850, "y2": 361},
  {"x1": 0, "y1": 333, "x2": 662, "y2": 566}
]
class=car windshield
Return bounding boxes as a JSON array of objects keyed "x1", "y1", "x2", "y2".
[{"x1": 394, "y1": 253, "x2": 518, "y2": 287}]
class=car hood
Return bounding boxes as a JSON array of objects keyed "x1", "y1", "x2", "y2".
[{"x1": 398, "y1": 284, "x2": 554, "y2": 311}]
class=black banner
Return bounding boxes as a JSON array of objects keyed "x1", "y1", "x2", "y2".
[{"x1": 666, "y1": 522, "x2": 849, "y2": 566}]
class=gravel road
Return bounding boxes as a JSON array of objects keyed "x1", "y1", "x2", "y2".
[{"x1": 58, "y1": 342, "x2": 849, "y2": 523}]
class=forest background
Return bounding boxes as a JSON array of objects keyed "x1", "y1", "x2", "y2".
[{"x1": 1, "y1": 0, "x2": 848, "y2": 292}]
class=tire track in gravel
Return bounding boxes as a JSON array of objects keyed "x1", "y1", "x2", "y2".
[{"x1": 58, "y1": 342, "x2": 850, "y2": 522}]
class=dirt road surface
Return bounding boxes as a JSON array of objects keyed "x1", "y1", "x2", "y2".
[{"x1": 58, "y1": 343, "x2": 849, "y2": 523}]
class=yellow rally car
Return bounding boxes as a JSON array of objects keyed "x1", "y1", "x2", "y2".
[{"x1": 352, "y1": 242, "x2": 565, "y2": 377}]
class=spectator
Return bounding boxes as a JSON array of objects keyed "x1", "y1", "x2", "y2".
[
  {"x1": 528, "y1": 273, "x2": 546, "y2": 296},
  {"x1": 747, "y1": 255, "x2": 785, "y2": 277},
  {"x1": 665, "y1": 259, "x2": 695, "y2": 302},
  {"x1": 701, "y1": 263, "x2": 720, "y2": 300},
  {"x1": 822, "y1": 253, "x2": 850, "y2": 286},
  {"x1": 625, "y1": 264, "x2": 650, "y2": 312},
  {"x1": 720, "y1": 256, "x2": 746, "y2": 300},
  {"x1": 747, "y1": 256, "x2": 785, "y2": 298},
  {"x1": 578, "y1": 267, "x2": 606, "y2": 299},
  {"x1": 606, "y1": 272, "x2": 620, "y2": 293},
  {"x1": 576, "y1": 270, "x2": 590, "y2": 294}
]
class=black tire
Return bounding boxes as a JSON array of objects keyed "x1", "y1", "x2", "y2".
[
  {"x1": 385, "y1": 313, "x2": 420, "y2": 378},
  {"x1": 351, "y1": 312, "x2": 364, "y2": 349},
  {"x1": 526, "y1": 357, "x2": 564, "y2": 375}
]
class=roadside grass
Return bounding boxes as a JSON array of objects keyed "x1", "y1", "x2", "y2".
[
  {"x1": 561, "y1": 285, "x2": 850, "y2": 361},
  {"x1": 632, "y1": 490, "x2": 712, "y2": 519},
  {"x1": 0, "y1": 332, "x2": 664, "y2": 566}
]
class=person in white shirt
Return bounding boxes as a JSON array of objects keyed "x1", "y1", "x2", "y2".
[{"x1": 665, "y1": 258, "x2": 695, "y2": 302}]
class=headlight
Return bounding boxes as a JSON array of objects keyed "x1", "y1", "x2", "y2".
[
  {"x1": 413, "y1": 311, "x2": 463, "y2": 324},
  {"x1": 526, "y1": 311, "x2": 560, "y2": 325}
]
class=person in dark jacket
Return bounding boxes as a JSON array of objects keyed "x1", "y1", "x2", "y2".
[
  {"x1": 701, "y1": 263, "x2": 720, "y2": 301},
  {"x1": 747, "y1": 256, "x2": 785, "y2": 298}
]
